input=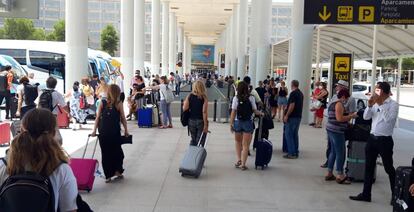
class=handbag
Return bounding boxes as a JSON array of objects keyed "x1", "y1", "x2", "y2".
[
  {"x1": 311, "y1": 100, "x2": 322, "y2": 110},
  {"x1": 181, "y1": 110, "x2": 190, "y2": 127},
  {"x1": 120, "y1": 135, "x2": 133, "y2": 145}
]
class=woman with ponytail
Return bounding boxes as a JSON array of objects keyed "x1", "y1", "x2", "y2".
[{"x1": 0, "y1": 108, "x2": 78, "y2": 211}]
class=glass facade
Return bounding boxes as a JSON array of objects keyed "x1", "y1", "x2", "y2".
[{"x1": 0, "y1": 1, "x2": 292, "y2": 59}]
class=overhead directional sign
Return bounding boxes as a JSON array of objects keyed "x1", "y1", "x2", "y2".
[{"x1": 304, "y1": 0, "x2": 414, "y2": 25}]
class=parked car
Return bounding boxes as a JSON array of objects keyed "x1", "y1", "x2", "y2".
[{"x1": 352, "y1": 82, "x2": 372, "y2": 109}]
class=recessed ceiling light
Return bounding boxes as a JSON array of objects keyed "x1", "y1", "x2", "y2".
[
  {"x1": 171, "y1": 7, "x2": 179, "y2": 10},
  {"x1": 224, "y1": 8, "x2": 232, "y2": 11},
  {"x1": 219, "y1": 23, "x2": 226, "y2": 26}
]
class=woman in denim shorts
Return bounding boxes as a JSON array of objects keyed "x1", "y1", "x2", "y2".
[{"x1": 230, "y1": 82, "x2": 263, "y2": 171}]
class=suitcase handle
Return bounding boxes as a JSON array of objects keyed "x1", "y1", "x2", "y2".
[
  {"x1": 83, "y1": 134, "x2": 99, "y2": 159},
  {"x1": 258, "y1": 116, "x2": 263, "y2": 140},
  {"x1": 197, "y1": 131, "x2": 211, "y2": 148}
]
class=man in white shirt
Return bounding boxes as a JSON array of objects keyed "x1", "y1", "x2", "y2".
[{"x1": 350, "y1": 82, "x2": 399, "y2": 203}]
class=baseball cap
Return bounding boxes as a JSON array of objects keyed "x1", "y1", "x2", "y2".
[{"x1": 336, "y1": 80, "x2": 349, "y2": 88}]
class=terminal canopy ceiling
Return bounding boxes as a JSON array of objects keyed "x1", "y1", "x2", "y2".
[
  {"x1": 159, "y1": 0, "x2": 239, "y2": 45},
  {"x1": 273, "y1": 25, "x2": 414, "y2": 67}
]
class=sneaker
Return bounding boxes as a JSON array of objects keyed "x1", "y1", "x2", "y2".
[
  {"x1": 309, "y1": 123, "x2": 315, "y2": 126},
  {"x1": 283, "y1": 154, "x2": 297, "y2": 159},
  {"x1": 349, "y1": 193, "x2": 371, "y2": 202}
]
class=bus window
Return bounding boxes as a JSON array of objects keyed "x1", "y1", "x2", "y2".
[
  {"x1": 29, "y1": 51, "x2": 65, "y2": 79},
  {"x1": 89, "y1": 61, "x2": 98, "y2": 76},
  {"x1": 0, "y1": 49, "x2": 27, "y2": 65},
  {"x1": 1, "y1": 55, "x2": 27, "y2": 78}
]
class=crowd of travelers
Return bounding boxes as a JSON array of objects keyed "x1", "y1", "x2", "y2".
[{"x1": 0, "y1": 61, "x2": 412, "y2": 211}]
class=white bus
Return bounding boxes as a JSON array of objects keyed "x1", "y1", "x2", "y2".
[{"x1": 0, "y1": 40, "x2": 114, "y2": 93}]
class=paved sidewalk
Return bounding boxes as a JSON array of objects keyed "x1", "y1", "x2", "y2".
[{"x1": 70, "y1": 120, "x2": 413, "y2": 212}]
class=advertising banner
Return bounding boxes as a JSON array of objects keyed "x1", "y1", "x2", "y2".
[{"x1": 191, "y1": 45, "x2": 215, "y2": 64}]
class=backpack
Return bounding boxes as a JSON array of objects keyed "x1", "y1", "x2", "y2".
[
  {"x1": 237, "y1": 96, "x2": 253, "y2": 121},
  {"x1": 161, "y1": 86, "x2": 175, "y2": 103},
  {"x1": 0, "y1": 158, "x2": 55, "y2": 212},
  {"x1": 38, "y1": 90, "x2": 55, "y2": 111},
  {"x1": 23, "y1": 83, "x2": 39, "y2": 106},
  {"x1": 0, "y1": 74, "x2": 7, "y2": 92}
]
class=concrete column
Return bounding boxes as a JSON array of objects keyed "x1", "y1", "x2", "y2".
[
  {"x1": 161, "y1": 1, "x2": 169, "y2": 76},
  {"x1": 315, "y1": 26, "x2": 321, "y2": 82},
  {"x1": 237, "y1": 0, "x2": 248, "y2": 80},
  {"x1": 289, "y1": 0, "x2": 313, "y2": 123},
  {"x1": 359, "y1": 70, "x2": 363, "y2": 81},
  {"x1": 134, "y1": 0, "x2": 145, "y2": 72},
  {"x1": 255, "y1": 0, "x2": 272, "y2": 85},
  {"x1": 121, "y1": 0, "x2": 134, "y2": 91},
  {"x1": 169, "y1": 12, "x2": 177, "y2": 75},
  {"x1": 408, "y1": 71, "x2": 412, "y2": 84},
  {"x1": 249, "y1": 0, "x2": 259, "y2": 87},
  {"x1": 371, "y1": 25, "x2": 378, "y2": 90},
  {"x1": 396, "y1": 56, "x2": 403, "y2": 128},
  {"x1": 186, "y1": 37, "x2": 192, "y2": 74},
  {"x1": 65, "y1": 0, "x2": 88, "y2": 92},
  {"x1": 231, "y1": 5, "x2": 239, "y2": 79},
  {"x1": 151, "y1": 0, "x2": 161, "y2": 75},
  {"x1": 225, "y1": 26, "x2": 232, "y2": 77},
  {"x1": 183, "y1": 35, "x2": 188, "y2": 74},
  {"x1": 177, "y1": 25, "x2": 184, "y2": 76}
]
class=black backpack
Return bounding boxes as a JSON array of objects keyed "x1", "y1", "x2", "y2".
[
  {"x1": 23, "y1": 83, "x2": 39, "y2": 106},
  {"x1": 237, "y1": 96, "x2": 253, "y2": 121},
  {"x1": 38, "y1": 90, "x2": 55, "y2": 111},
  {"x1": 0, "y1": 74, "x2": 7, "y2": 92},
  {"x1": 0, "y1": 159, "x2": 55, "y2": 212}
]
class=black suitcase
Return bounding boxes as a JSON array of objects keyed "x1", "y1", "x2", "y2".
[
  {"x1": 346, "y1": 140, "x2": 376, "y2": 182},
  {"x1": 253, "y1": 127, "x2": 269, "y2": 150},
  {"x1": 255, "y1": 116, "x2": 273, "y2": 170},
  {"x1": 10, "y1": 120, "x2": 21, "y2": 137},
  {"x1": 393, "y1": 164, "x2": 414, "y2": 211}
]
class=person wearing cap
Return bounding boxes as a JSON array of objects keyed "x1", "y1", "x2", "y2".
[
  {"x1": 350, "y1": 82, "x2": 399, "y2": 203},
  {"x1": 321, "y1": 79, "x2": 357, "y2": 168}
]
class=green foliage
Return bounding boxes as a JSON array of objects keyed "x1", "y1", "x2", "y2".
[
  {"x1": 32, "y1": 28, "x2": 47, "y2": 40},
  {"x1": 101, "y1": 24, "x2": 119, "y2": 56},
  {"x1": 377, "y1": 59, "x2": 398, "y2": 70},
  {"x1": 0, "y1": 28, "x2": 4, "y2": 39},
  {"x1": 48, "y1": 20, "x2": 65, "y2": 41},
  {"x1": 2, "y1": 18, "x2": 37, "y2": 40},
  {"x1": 402, "y1": 58, "x2": 414, "y2": 70}
]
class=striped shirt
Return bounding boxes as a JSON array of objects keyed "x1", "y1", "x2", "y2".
[{"x1": 326, "y1": 101, "x2": 349, "y2": 134}]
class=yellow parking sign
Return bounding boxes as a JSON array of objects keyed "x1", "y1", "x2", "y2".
[{"x1": 359, "y1": 6, "x2": 374, "y2": 23}]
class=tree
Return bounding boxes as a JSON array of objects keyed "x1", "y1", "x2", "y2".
[
  {"x1": 101, "y1": 24, "x2": 119, "y2": 56},
  {"x1": 377, "y1": 59, "x2": 398, "y2": 70},
  {"x1": 0, "y1": 28, "x2": 4, "y2": 39},
  {"x1": 3, "y1": 18, "x2": 36, "y2": 40},
  {"x1": 402, "y1": 58, "x2": 414, "y2": 70},
  {"x1": 1, "y1": 18, "x2": 46, "y2": 40},
  {"x1": 47, "y1": 20, "x2": 65, "y2": 41}
]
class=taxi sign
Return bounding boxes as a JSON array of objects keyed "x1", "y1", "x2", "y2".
[
  {"x1": 330, "y1": 53, "x2": 353, "y2": 97},
  {"x1": 304, "y1": 0, "x2": 414, "y2": 25}
]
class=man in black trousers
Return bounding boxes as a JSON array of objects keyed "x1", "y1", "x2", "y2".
[{"x1": 350, "y1": 82, "x2": 399, "y2": 203}]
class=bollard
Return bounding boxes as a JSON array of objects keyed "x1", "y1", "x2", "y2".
[
  {"x1": 180, "y1": 99, "x2": 184, "y2": 115},
  {"x1": 213, "y1": 99, "x2": 217, "y2": 122}
]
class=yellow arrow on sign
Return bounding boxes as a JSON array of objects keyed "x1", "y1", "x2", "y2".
[{"x1": 319, "y1": 6, "x2": 331, "y2": 22}]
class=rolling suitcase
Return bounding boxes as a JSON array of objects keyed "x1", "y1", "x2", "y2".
[
  {"x1": 255, "y1": 116, "x2": 273, "y2": 170},
  {"x1": 0, "y1": 122, "x2": 10, "y2": 147},
  {"x1": 138, "y1": 107, "x2": 152, "y2": 128},
  {"x1": 346, "y1": 140, "x2": 376, "y2": 182},
  {"x1": 392, "y1": 160, "x2": 414, "y2": 212},
  {"x1": 9, "y1": 96, "x2": 18, "y2": 119},
  {"x1": 69, "y1": 135, "x2": 99, "y2": 192},
  {"x1": 10, "y1": 120, "x2": 21, "y2": 137},
  {"x1": 179, "y1": 132, "x2": 209, "y2": 178},
  {"x1": 57, "y1": 105, "x2": 70, "y2": 129}
]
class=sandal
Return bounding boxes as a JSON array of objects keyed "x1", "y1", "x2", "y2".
[
  {"x1": 336, "y1": 177, "x2": 351, "y2": 184},
  {"x1": 158, "y1": 126, "x2": 167, "y2": 129},
  {"x1": 325, "y1": 175, "x2": 336, "y2": 181},
  {"x1": 234, "y1": 160, "x2": 242, "y2": 168},
  {"x1": 240, "y1": 166, "x2": 248, "y2": 171}
]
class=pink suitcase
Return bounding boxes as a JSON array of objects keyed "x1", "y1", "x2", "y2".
[
  {"x1": 0, "y1": 122, "x2": 11, "y2": 147},
  {"x1": 70, "y1": 135, "x2": 99, "y2": 192}
]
